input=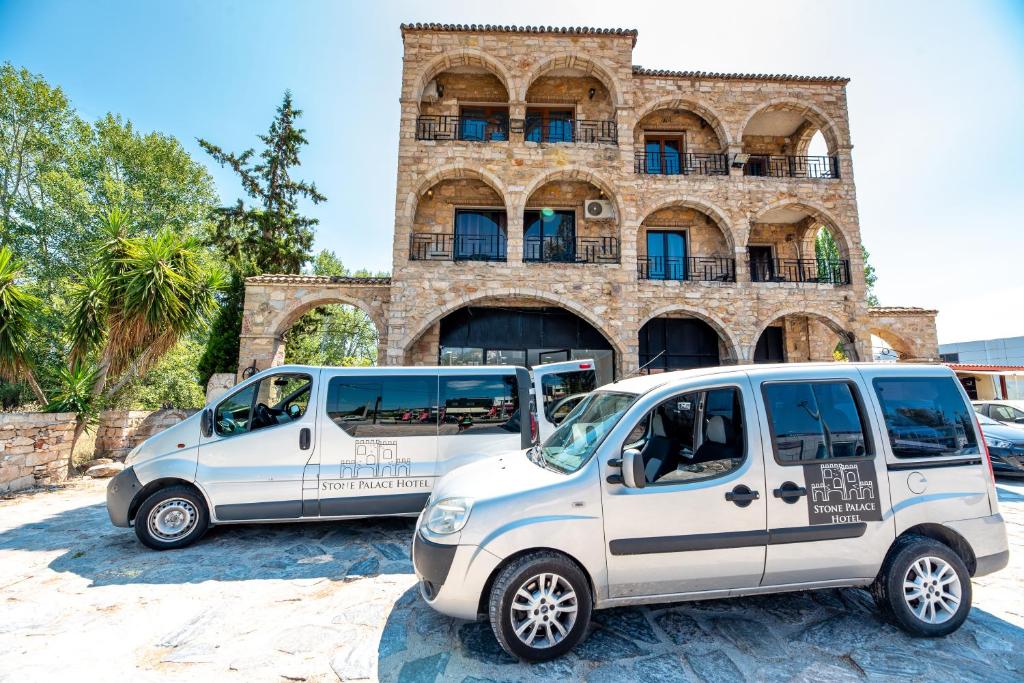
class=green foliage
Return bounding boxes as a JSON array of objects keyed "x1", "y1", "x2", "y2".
[
  {"x1": 45, "y1": 361, "x2": 100, "y2": 429},
  {"x1": 862, "y1": 246, "x2": 879, "y2": 306},
  {"x1": 814, "y1": 228, "x2": 880, "y2": 306},
  {"x1": 0, "y1": 245, "x2": 47, "y2": 403},
  {"x1": 110, "y1": 338, "x2": 207, "y2": 410},
  {"x1": 197, "y1": 271, "x2": 245, "y2": 386}
]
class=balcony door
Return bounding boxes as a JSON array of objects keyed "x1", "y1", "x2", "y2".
[
  {"x1": 748, "y1": 245, "x2": 775, "y2": 282},
  {"x1": 646, "y1": 230, "x2": 687, "y2": 280},
  {"x1": 454, "y1": 209, "x2": 507, "y2": 261},
  {"x1": 525, "y1": 107, "x2": 574, "y2": 143},
  {"x1": 524, "y1": 209, "x2": 576, "y2": 262},
  {"x1": 644, "y1": 133, "x2": 685, "y2": 174},
  {"x1": 459, "y1": 106, "x2": 509, "y2": 142}
]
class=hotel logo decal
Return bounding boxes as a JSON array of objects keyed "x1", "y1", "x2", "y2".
[
  {"x1": 804, "y1": 461, "x2": 882, "y2": 525},
  {"x1": 321, "y1": 439, "x2": 431, "y2": 493}
]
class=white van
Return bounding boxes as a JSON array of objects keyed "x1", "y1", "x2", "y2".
[
  {"x1": 106, "y1": 361, "x2": 595, "y2": 550},
  {"x1": 412, "y1": 363, "x2": 1009, "y2": 661}
]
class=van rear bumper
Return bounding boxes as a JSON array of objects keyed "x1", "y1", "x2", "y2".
[
  {"x1": 944, "y1": 513, "x2": 1009, "y2": 577},
  {"x1": 106, "y1": 466, "x2": 143, "y2": 527},
  {"x1": 975, "y1": 549, "x2": 1010, "y2": 576}
]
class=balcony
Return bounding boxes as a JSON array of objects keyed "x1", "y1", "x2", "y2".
[
  {"x1": 409, "y1": 233, "x2": 507, "y2": 262},
  {"x1": 415, "y1": 115, "x2": 510, "y2": 142},
  {"x1": 520, "y1": 117, "x2": 618, "y2": 145},
  {"x1": 750, "y1": 258, "x2": 850, "y2": 285},
  {"x1": 637, "y1": 256, "x2": 736, "y2": 282},
  {"x1": 634, "y1": 151, "x2": 729, "y2": 176},
  {"x1": 743, "y1": 155, "x2": 840, "y2": 179},
  {"x1": 524, "y1": 236, "x2": 620, "y2": 264}
]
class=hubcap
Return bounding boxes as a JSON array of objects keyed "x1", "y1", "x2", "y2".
[
  {"x1": 509, "y1": 572, "x2": 578, "y2": 649},
  {"x1": 148, "y1": 498, "x2": 198, "y2": 541},
  {"x1": 903, "y1": 555, "x2": 962, "y2": 625}
]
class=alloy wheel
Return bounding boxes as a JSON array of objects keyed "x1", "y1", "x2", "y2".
[
  {"x1": 903, "y1": 555, "x2": 962, "y2": 624},
  {"x1": 509, "y1": 572, "x2": 579, "y2": 648}
]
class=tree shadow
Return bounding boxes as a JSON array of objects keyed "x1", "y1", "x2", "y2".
[{"x1": 0, "y1": 500, "x2": 416, "y2": 586}]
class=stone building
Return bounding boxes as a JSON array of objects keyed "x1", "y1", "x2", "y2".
[{"x1": 239, "y1": 23, "x2": 939, "y2": 382}]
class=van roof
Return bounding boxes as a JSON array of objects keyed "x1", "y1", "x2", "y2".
[{"x1": 604, "y1": 362, "x2": 953, "y2": 396}]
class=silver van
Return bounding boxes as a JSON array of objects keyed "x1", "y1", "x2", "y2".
[
  {"x1": 106, "y1": 361, "x2": 595, "y2": 550},
  {"x1": 412, "y1": 363, "x2": 1009, "y2": 661}
]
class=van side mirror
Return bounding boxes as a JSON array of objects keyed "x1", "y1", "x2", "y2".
[
  {"x1": 621, "y1": 448, "x2": 646, "y2": 489},
  {"x1": 201, "y1": 408, "x2": 214, "y2": 438},
  {"x1": 1016, "y1": 417, "x2": 1024, "y2": 425}
]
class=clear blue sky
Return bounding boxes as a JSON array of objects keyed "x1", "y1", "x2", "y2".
[{"x1": 2, "y1": 0, "x2": 1022, "y2": 343}]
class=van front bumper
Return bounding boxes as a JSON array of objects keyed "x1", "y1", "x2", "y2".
[
  {"x1": 106, "y1": 466, "x2": 143, "y2": 527},
  {"x1": 412, "y1": 531, "x2": 502, "y2": 621}
]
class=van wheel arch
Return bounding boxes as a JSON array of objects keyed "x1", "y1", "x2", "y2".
[
  {"x1": 128, "y1": 479, "x2": 208, "y2": 526},
  {"x1": 894, "y1": 524, "x2": 977, "y2": 575},
  {"x1": 476, "y1": 547, "x2": 595, "y2": 619}
]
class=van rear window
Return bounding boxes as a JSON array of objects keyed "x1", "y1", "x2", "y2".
[
  {"x1": 326, "y1": 376, "x2": 437, "y2": 437},
  {"x1": 439, "y1": 374, "x2": 519, "y2": 436},
  {"x1": 872, "y1": 377, "x2": 979, "y2": 458}
]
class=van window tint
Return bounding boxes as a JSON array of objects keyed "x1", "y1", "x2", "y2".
[
  {"x1": 214, "y1": 372, "x2": 312, "y2": 437},
  {"x1": 440, "y1": 375, "x2": 519, "y2": 436},
  {"x1": 326, "y1": 376, "x2": 437, "y2": 437},
  {"x1": 541, "y1": 370, "x2": 597, "y2": 421},
  {"x1": 764, "y1": 382, "x2": 868, "y2": 463},
  {"x1": 872, "y1": 377, "x2": 979, "y2": 457}
]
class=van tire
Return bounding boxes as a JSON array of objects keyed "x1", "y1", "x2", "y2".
[
  {"x1": 134, "y1": 485, "x2": 209, "y2": 550},
  {"x1": 872, "y1": 534, "x2": 971, "y2": 637},
  {"x1": 488, "y1": 551, "x2": 592, "y2": 662}
]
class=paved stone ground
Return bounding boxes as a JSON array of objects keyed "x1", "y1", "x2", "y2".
[{"x1": 1, "y1": 480, "x2": 1023, "y2": 683}]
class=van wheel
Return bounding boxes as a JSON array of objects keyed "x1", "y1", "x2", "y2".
[
  {"x1": 871, "y1": 534, "x2": 971, "y2": 636},
  {"x1": 134, "y1": 485, "x2": 209, "y2": 550},
  {"x1": 487, "y1": 551, "x2": 592, "y2": 662}
]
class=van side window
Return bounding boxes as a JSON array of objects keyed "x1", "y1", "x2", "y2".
[
  {"x1": 214, "y1": 372, "x2": 312, "y2": 437},
  {"x1": 625, "y1": 386, "x2": 746, "y2": 485},
  {"x1": 439, "y1": 374, "x2": 519, "y2": 436},
  {"x1": 326, "y1": 376, "x2": 437, "y2": 437},
  {"x1": 763, "y1": 382, "x2": 868, "y2": 463},
  {"x1": 872, "y1": 377, "x2": 979, "y2": 457}
]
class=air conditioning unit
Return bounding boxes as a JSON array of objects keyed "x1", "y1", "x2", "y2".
[
  {"x1": 584, "y1": 199, "x2": 614, "y2": 220},
  {"x1": 422, "y1": 79, "x2": 440, "y2": 102}
]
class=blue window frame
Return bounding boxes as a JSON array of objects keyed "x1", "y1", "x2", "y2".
[
  {"x1": 525, "y1": 108, "x2": 574, "y2": 143},
  {"x1": 645, "y1": 230, "x2": 687, "y2": 280}
]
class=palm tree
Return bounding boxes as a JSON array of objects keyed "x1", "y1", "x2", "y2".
[
  {"x1": 0, "y1": 245, "x2": 48, "y2": 405},
  {"x1": 62, "y1": 209, "x2": 223, "y2": 472}
]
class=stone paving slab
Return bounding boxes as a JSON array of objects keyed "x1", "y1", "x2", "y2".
[{"x1": 1, "y1": 479, "x2": 1022, "y2": 682}]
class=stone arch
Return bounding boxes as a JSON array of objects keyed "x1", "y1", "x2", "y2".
[
  {"x1": 639, "y1": 304, "x2": 743, "y2": 364},
  {"x1": 273, "y1": 295, "x2": 386, "y2": 343},
  {"x1": 748, "y1": 198, "x2": 855, "y2": 261},
  {"x1": 749, "y1": 306, "x2": 859, "y2": 362},
  {"x1": 411, "y1": 49, "x2": 515, "y2": 106},
  {"x1": 398, "y1": 287, "x2": 628, "y2": 364},
  {"x1": 634, "y1": 196, "x2": 737, "y2": 254},
  {"x1": 737, "y1": 98, "x2": 844, "y2": 154},
  {"x1": 869, "y1": 326, "x2": 916, "y2": 361},
  {"x1": 402, "y1": 163, "x2": 511, "y2": 226},
  {"x1": 633, "y1": 96, "x2": 731, "y2": 150},
  {"x1": 516, "y1": 166, "x2": 623, "y2": 219},
  {"x1": 518, "y1": 53, "x2": 625, "y2": 107}
]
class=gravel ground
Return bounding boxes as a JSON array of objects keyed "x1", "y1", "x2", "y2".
[{"x1": 1, "y1": 478, "x2": 1022, "y2": 682}]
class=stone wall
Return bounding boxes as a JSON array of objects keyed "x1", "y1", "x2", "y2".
[
  {"x1": 0, "y1": 413, "x2": 76, "y2": 493},
  {"x1": 94, "y1": 409, "x2": 198, "y2": 460}
]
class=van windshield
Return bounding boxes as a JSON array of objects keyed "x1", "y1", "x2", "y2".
[{"x1": 538, "y1": 391, "x2": 637, "y2": 473}]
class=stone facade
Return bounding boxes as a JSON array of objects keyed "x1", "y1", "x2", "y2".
[
  {"x1": 94, "y1": 409, "x2": 200, "y2": 461},
  {"x1": 238, "y1": 24, "x2": 939, "y2": 377},
  {"x1": 0, "y1": 412, "x2": 76, "y2": 492}
]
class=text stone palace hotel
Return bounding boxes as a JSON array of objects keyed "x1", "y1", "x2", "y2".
[{"x1": 239, "y1": 23, "x2": 939, "y2": 383}]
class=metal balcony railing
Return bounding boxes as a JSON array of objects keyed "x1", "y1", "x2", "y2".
[
  {"x1": 523, "y1": 236, "x2": 620, "y2": 264},
  {"x1": 743, "y1": 155, "x2": 840, "y2": 179},
  {"x1": 409, "y1": 233, "x2": 507, "y2": 262},
  {"x1": 750, "y1": 258, "x2": 850, "y2": 284},
  {"x1": 634, "y1": 151, "x2": 729, "y2": 176},
  {"x1": 637, "y1": 256, "x2": 736, "y2": 282},
  {"x1": 517, "y1": 118, "x2": 618, "y2": 145},
  {"x1": 415, "y1": 115, "x2": 510, "y2": 142}
]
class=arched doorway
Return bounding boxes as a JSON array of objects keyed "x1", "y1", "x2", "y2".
[
  {"x1": 638, "y1": 312, "x2": 737, "y2": 372},
  {"x1": 753, "y1": 312, "x2": 857, "y2": 363}
]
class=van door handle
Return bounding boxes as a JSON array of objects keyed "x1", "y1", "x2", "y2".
[
  {"x1": 773, "y1": 482, "x2": 807, "y2": 503},
  {"x1": 725, "y1": 485, "x2": 759, "y2": 507},
  {"x1": 299, "y1": 427, "x2": 311, "y2": 450}
]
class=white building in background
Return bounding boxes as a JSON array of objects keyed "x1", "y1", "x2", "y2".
[{"x1": 939, "y1": 336, "x2": 1024, "y2": 401}]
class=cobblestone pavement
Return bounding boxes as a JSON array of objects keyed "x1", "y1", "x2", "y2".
[{"x1": 1, "y1": 479, "x2": 1023, "y2": 683}]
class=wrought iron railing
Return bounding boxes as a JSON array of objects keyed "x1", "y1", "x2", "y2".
[
  {"x1": 517, "y1": 118, "x2": 618, "y2": 145},
  {"x1": 409, "y1": 233, "x2": 507, "y2": 262},
  {"x1": 749, "y1": 258, "x2": 850, "y2": 284},
  {"x1": 415, "y1": 115, "x2": 510, "y2": 142},
  {"x1": 634, "y1": 151, "x2": 729, "y2": 176},
  {"x1": 637, "y1": 256, "x2": 736, "y2": 282},
  {"x1": 743, "y1": 155, "x2": 840, "y2": 179},
  {"x1": 524, "y1": 236, "x2": 620, "y2": 264}
]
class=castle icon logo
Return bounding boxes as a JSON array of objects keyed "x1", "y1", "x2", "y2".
[
  {"x1": 339, "y1": 440, "x2": 411, "y2": 479},
  {"x1": 804, "y1": 460, "x2": 882, "y2": 524}
]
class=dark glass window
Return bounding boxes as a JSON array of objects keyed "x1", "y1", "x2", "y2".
[
  {"x1": 524, "y1": 209, "x2": 575, "y2": 262},
  {"x1": 764, "y1": 382, "x2": 868, "y2": 463},
  {"x1": 454, "y1": 209, "x2": 507, "y2": 261},
  {"x1": 326, "y1": 376, "x2": 437, "y2": 437},
  {"x1": 872, "y1": 377, "x2": 978, "y2": 457},
  {"x1": 525, "y1": 108, "x2": 574, "y2": 142},
  {"x1": 439, "y1": 374, "x2": 519, "y2": 436},
  {"x1": 459, "y1": 106, "x2": 509, "y2": 141},
  {"x1": 215, "y1": 373, "x2": 312, "y2": 437},
  {"x1": 645, "y1": 230, "x2": 687, "y2": 280},
  {"x1": 541, "y1": 370, "x2": 597, "y2": 421}
]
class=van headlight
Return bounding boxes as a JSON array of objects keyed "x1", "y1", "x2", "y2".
[
  {"x1": 424, "y1": 497, "x2": 473, "y2": 535},
  {"x1": 985, "y1": 436, "x2": 1012, "y2": 450},
  {"x1": 124, "y1": 443, "x2": 144, "y2": 466}
]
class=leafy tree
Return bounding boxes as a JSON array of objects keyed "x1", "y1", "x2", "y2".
[
  {"x1": 109, "y1": 338, "x2": 208, "y2": 410},
  {"x1": 814, "y1": 227, "x2": 879, "y2": 306},
  {"x1": 862, "y1": 246, "x2": 879, "y2": 307},
  {"x1": 198, "y1": 91, "x2": 325, "y2": 383},
  {"x1": 0, "y1": 245, "x2": 47, "y2": 403}
]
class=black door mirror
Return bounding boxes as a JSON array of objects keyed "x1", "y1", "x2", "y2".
[
  {"x1": 201, "y1": 408, "x2": 214, "y2": 438},
  {"x1": 1015, "y1": 416, "x2": 1024, "y2": 425}
]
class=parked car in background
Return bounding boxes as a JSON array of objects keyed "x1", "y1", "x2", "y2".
[
  {"x1": 977, "y1": 412, "x2": 1024, "y2": 477},
  {"x1": 974, "y1": 400, "x2": 1024, "y2": 425}
]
